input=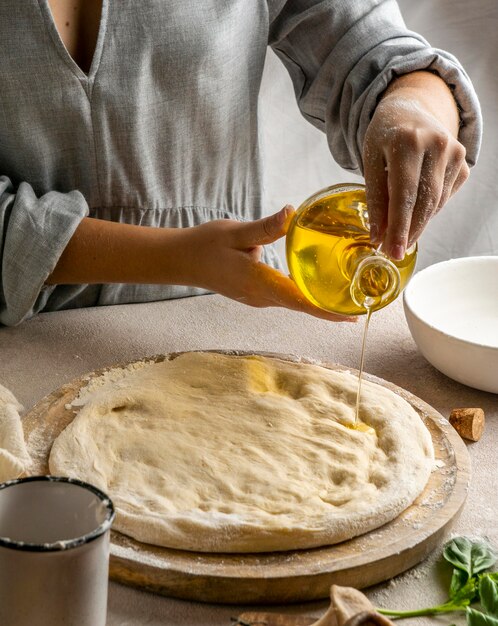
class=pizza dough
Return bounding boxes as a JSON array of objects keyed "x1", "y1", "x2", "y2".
[{"x1": 49, "y1": 352, "x2": 434, "y2": 553}]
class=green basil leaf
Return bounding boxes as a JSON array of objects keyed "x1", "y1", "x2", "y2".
[
  {"x1": 480, "y1": 575, "x2": 498, "y2": 617},
  {"x1": 444, "y1": 538, "x2": 497, "y2": 577},
  {"x1": 467, "y1": 608, "x2": 498, "y2": 626},
  {"x1": 453, "y1": 578, "x2": 479, "y2": 605},
  {"x1": 451, "y1": 568, "x2": 469, "y2": 598},
  {"x1": 472, "y1": 547, "x2": 498, "y2": 576}
]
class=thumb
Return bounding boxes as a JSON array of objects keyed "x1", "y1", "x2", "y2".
[{"x1": 236, "y1": 205, "x2": 295, "y2": 247}]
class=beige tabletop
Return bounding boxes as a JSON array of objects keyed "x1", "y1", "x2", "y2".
[{"x1": 0, "y1": 294, "x2": 495, "y2": 625}]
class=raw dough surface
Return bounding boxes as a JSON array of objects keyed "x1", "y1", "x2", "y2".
[{"x1": 49, "y1": 352, "x2": 434, "y2": 553}]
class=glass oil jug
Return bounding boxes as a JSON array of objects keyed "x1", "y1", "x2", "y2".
[{"x1": 286, "y1": 183, "x2": 417, "y2": 316}]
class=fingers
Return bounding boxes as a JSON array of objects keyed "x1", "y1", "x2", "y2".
[
  {"x1": 201, "y1": 218, "x2": 358, "y2": 321},
  {"x1": 449, "y1": 159, "x2": 470, "y2": 199},
  {"x1": 432, "y1": 158, "x2": 469, "y2": 221},
  {"x1": 379, "y1": 137, "x2": 468, "y2": 257},
  {"x1": 233, "y1": 205, "x2": 295, "y2": 248},
  {"x1": 406, "y1": 147, "x2": 447, "y2": 247},
  {"x1": 383, "y1": 145, "x2": 424, "y2": 259},
  {"x1": 364, "y1": 144, "x2": 389, "y2": 245},
  {"x1": 406, "y1": 139, "x2": 468, "y2": 249},
  {"x1": 249, "y1": 263, "x2": 357, "y2": 323},
  {"x1": 437, "y1": 143, "x2": 467, "y2": 209}
]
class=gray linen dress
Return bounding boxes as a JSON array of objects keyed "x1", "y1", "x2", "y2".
[{"x1": 0, "y1": 0, "x2": 481, "y2": 326}]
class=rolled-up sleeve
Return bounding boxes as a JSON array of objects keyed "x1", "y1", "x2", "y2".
[
  {"x1": 267, "y1": 0, "x2": 482, "y2": 172},
  {"x1": 0, "y1": 176, "x2": 89, "y2": 326}
]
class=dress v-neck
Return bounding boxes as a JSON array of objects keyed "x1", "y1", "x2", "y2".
[{"x1": 38, "y1": 0, "x2": 109, "y2": 82}]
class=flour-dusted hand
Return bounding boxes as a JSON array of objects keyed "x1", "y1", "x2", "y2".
[
  {"x1": 182, "y1": 207, "x2": 356, "y2": 323},
  {"x1": 363, "y1": 71, "x2": 469, "y2": 260}
]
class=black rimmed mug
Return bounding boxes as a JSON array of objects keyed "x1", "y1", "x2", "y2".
[{"x1": 0, "y1": 476, "x2": 115, "y2": 626}]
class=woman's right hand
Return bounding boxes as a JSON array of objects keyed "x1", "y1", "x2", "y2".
[{"x1": 180, "y1": 206, "x2": 356, "y2": 323}]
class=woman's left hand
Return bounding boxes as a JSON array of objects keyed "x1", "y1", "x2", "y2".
[{"x1": 362, "y1": 71, "x2": 469, "y2": 260}]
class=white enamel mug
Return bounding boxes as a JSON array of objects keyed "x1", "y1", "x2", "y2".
[{"x1": 0, "y1": 476, "x2": 115, "y2": 626}]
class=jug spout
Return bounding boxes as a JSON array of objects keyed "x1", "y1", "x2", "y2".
[{"x1": 350, "y1": 255, "x2": 401, "y2": 310}]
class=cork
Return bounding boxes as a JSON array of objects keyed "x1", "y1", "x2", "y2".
[{"x1": 449, "y1": 408, "x2": 485, "y2": 441}]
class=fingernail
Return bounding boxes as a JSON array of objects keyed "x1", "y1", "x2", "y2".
[
  {"x1": 276, "y1": 206, "x2": 289, "y2": 225},
  {"x1": 280, "y1": 205, "x2": 296, "y2": 228},
  {"x1": 390, "y1": 244, "x2": 405, "y2": 260}
]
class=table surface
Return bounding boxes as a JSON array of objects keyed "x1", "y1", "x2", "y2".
[{"x1": 1, "y1": 294, "x2": 496, "y2": 626}]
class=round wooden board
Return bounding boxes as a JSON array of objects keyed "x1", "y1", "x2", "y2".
[{"x1": 22, "y1": 350, "x2": 471, "y2": 604}]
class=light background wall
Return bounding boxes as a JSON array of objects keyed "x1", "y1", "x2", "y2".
[{"x1": 260, "y1": 0, "x2": 498, "y2": 271}]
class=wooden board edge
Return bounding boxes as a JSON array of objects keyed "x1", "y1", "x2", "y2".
[{"x1": 109, "y1": 511, "x2": 462, "y2": 604}]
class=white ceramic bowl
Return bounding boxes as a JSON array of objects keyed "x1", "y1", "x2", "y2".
[{"x1": 403, "y1": 256, "x2": 498, "y2": 394}]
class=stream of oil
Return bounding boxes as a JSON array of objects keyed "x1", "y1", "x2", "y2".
[
  {"x1": 356, "y1": 307, "x2": 372, "y2": 423},
  {"x1": 344, "y1": 308, "x2": 375, "y2": 435}
]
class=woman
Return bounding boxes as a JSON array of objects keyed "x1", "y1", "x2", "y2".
[{"x1": 0, "y1": 0, "x2": 481, "y2": 326}]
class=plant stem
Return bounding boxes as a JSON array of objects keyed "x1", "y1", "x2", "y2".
[{"x1": 377, "y1": 603, "x2": 466, "y2": 618}]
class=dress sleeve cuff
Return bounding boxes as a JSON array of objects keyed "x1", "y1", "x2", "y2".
[{"x1": 1, "y1": 183, "x2": 89, "y2": 326}]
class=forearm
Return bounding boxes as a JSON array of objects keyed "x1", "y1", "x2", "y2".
[
  {"x1": 381, "y1": 70, "x2": 460, "y2": 138},
  {"x1": 46, "y1": 217, "x2": 191, "y2": 285}
]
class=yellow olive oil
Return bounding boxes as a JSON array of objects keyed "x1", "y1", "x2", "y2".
[
  {"x1": 355, "y1": 307, "x2": 373, "y2": 429},
  {"x1": 345, "y1": 421, "x2": 375, "y2": 435},
  {"x1": 286, "y1": 184, "x2": 416, "y2": 316}
]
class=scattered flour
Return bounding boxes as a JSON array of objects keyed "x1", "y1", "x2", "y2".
[{"x1": 70, "y1": 359, "x2": 153, "y2": 408}]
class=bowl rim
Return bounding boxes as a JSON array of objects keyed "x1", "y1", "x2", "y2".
[{"x1": 403, "y1": 255, "x2": 498, "y2": 352}]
